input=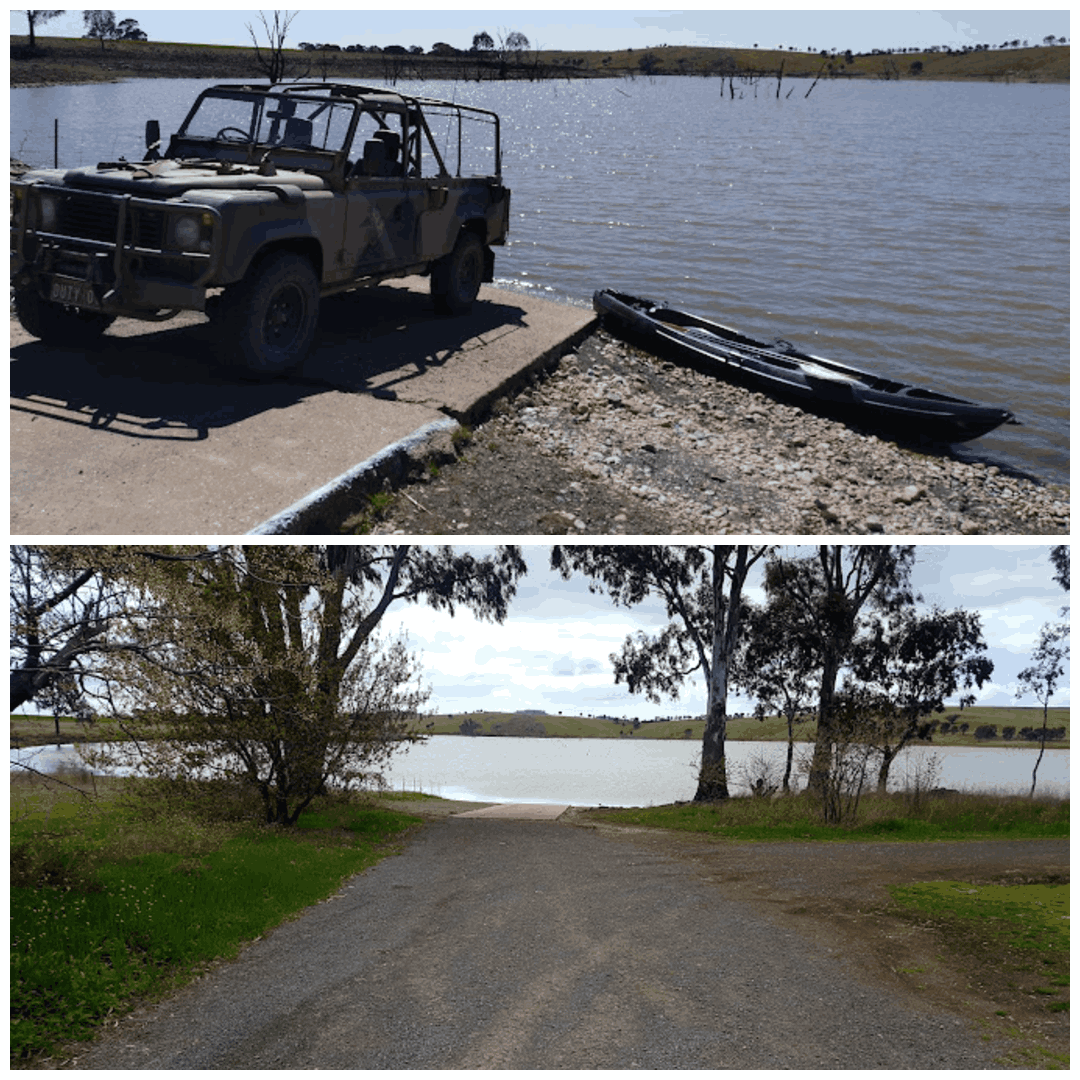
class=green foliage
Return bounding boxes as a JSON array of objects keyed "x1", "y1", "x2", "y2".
[
  {"x1": 888, "y1": 881, "x2": 1069, "y2": 956},
  {"x1": 10, "y1": 781, "x2": 419, "y2": 1061},
  {"x1": 587, "y1": 792, "x2": 1069, "y2": 843}
]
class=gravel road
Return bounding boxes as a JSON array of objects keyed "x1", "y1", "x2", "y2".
[{"x1": 69, "y1": 817, "x2": 1062, "y2": 1070}]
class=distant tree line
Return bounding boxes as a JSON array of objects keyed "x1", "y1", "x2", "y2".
[{"x1": 20, "y1": 11, "x2": 148, "y2": 51}]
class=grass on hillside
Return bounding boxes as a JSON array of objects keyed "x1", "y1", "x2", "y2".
[
  {"x1": 10, "y1": 36, "x2": 1068, "y2": 89},
  {"x1": 10, "y1": 770, "x2": 421, "y2": 1063},
  {"x1": 414, "y1": 706, "x2": 1068, "y2": 748},
  {"x1": 586, "y1": 790, "x2": 1069, "y2": 843},
  {"x1": 14, "y1": 705, "x2": 1069, "y2": 750}
]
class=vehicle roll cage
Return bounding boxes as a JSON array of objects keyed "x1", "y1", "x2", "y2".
[{"x1": 178, "y1": 82, "x2": 502, "y2": 179}]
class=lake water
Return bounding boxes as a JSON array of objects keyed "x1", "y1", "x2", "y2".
[
  {"x1": 11, "y1": 736, "x2": 1069, "y2": 805},
  {"x1": 11, "y1": 77, "x2": 1068, "y2": 483}
]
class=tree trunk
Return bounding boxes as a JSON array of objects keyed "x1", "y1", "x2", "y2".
[
  {"x1": 808, "y1": 648, "x2": 841, "y2": 794},
  {"x1": 695, "y1": 691, "x2": 729, "y2": 801},
  {"x1": 694, "y1": 547, "x2": 755, "y2": 802},
  {"x1": 783, "y1": 714, "x2": 795, "y2": 792},
  {"x1": 876, "y1": 747, "x2": 899, "y2": 794},
  {"x1": 1030, "y1": 705, "x2": 1049, "y2": 797}
]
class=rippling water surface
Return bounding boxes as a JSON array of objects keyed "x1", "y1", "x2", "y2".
[{"x1": 12, "y1": 78, "x2": 1068, "y2": 481}]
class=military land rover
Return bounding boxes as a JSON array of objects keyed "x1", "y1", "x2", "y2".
[{"x1": 11, "y1": 82, "x2": 510, "y2": 374}]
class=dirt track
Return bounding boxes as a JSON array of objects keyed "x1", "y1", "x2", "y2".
[{"x1": 70, "y1": 817, "x2": 1067, "y2": 1069}]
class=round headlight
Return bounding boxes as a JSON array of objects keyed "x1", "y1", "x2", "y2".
[
  {"x1": 39, "y1": 195, "x2": 58, "y2": 230},
  {"x1": 172, "y1": 214, "x2": 201, "y2": 250}
]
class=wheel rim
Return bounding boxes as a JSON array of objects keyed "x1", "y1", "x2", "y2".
[
  {"x1": 456, "y1": 245, "x2": 481, "y2": 300},
  {"x1": 263, "y1": 283, "x2": 305, "y2": 357}
]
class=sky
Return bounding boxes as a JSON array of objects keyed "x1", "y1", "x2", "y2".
[
  {"x1": 379, "y1": 544, "x2": 1069, "y2": 720},
  {"x1": 12, "y1": 8, "x2": 1070, "y2": 54}
]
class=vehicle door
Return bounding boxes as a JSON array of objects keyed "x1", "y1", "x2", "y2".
[{"x1": 343, "y1": 111, "x2": 425, "y2": 274}]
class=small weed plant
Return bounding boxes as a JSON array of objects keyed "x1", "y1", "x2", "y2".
[{"x1": 10, "y1": 772, "x2": 419, "y2": 1063}]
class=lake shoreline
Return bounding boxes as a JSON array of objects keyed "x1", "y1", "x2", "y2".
[
  {"x1": 10, "y1": 732, "x2": 1070, "y2": 753},
  {"x1": 10, "y1": 38, "x2": 1068, "y2": 89}
]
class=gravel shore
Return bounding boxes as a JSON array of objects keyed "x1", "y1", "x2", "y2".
[{"x1": 364, "y1": 328, "x2": 1068, "y2": 536}]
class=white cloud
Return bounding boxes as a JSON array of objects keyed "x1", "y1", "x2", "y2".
[{"x1": 380, "y1": 544, "x2": 1067, "y2": 718}]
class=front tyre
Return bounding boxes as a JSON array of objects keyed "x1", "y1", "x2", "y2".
[
  {"x1": 431, "y1": 231, "x2": 485, "y2": 316},
  {"x1": 217, "y1": 252, "x2": 320, "y2": 376},
  {"x1": 13, "y1": 285, "x2": 115, "y2": 345}
]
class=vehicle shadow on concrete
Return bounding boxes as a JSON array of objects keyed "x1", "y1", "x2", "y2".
[
  {"x1": 9, "y1": 288, "x2": 529, "y2": 441},
  {"x1": 309, "y1": 287, "x2": 529, "y2": 396}
]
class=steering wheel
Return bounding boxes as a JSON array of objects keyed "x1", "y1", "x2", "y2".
[{"x1": 216, "y1": 126, "x2": 251, "y2": 142}]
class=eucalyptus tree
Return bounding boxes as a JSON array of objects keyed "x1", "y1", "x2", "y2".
[
  {"x1": 765, "y1": 546, "x2": 916, "y2": 794},
  {"x1": 1015, "y1": 622, "x2": 1069, "y2": 797},
  {"x1": 733, "y1": 594, "x2": 819, "y2": 792},
  {"x1": 849, "y1": 605, "x2": 993, "y2": 792},
  {"x1": 24, "y1": 10, "x2": 64, "y2": 49},
  {"x1": 61, "y1": 545, "x2": 526, "y2": 825},
  {"x1": 1016, "y1": 547, "x2": 1070, "y2": 796},
  {"x1": 551, "y1": 545, "x2": 769, "y2": 801}
]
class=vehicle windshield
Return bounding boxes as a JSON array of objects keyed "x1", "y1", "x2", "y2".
[{"x1": 178, "y1": 89, "x2": 355, "y2": 156}]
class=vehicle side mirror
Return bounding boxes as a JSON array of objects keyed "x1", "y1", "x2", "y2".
[{"x1": 145, "y1": 119, "x2": 161, "y2": 160}]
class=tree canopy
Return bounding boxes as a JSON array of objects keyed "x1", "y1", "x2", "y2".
[
  {"x1": 15, "y1": 545, "x2": 526, "y2": 825},
  {"x1": 24, "y1": 10, "x2": 64, "y2": 49},
  {"x1": 764, "y1": 545, "x2": 916, "y2": 793},
  {"x1": 551, "y1": 544, "x2": 768, "y2": 800},
  {"x1": 850, "y1": 605, "x2": 993, "y2": 791}
]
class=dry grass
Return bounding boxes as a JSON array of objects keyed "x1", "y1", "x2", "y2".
[
  {"x1": 10, "y1": 37, "x2": 1068, "y2": 88},
  {"x1": 411, "y1": 706, "x2": 1068, "y2": 748}
]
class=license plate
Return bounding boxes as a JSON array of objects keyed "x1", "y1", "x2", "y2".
[{"x1": 50, "y1": 277, "x2": 100, "y2": 310}]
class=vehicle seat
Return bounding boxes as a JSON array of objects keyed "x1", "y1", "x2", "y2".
[
  {"x1": 281, "y1": 118, "x2": 313, "y2": 148},
  {"x1": 373, "y1": 128, "x2": 403, "y2": 175},
  {"x1": 359, "y1": 139, "x2": 388, "y2": 176}
]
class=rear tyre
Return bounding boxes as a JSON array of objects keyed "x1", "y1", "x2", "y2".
[
  {"x1": 216, "y1": 252, "x2": 320, "y2": 377},
  {"x1": 13, "y1": 285, "x2": 115, "y2": 345},
  {"x1": 431, "y1": 231, "x2": 484, "y2": 316}
]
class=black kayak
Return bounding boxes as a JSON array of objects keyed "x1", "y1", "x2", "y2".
[{"x1": 593, "y1": 289, "x2": 1019, "y2": 443}]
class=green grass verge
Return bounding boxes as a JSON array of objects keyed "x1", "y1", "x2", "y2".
[
  {"x1": 889, "y1": 880, "x2": 1070, "y2": 1027},
  {"x1": 889, "y1": 881, "x2": 1069, "y2": 956},
  {"x1": 10, "y1": 778, "x2": 420, "y2": 1063},
  {"x1": 587, "y1": 791, "x2": 1069, "y2": 842}
]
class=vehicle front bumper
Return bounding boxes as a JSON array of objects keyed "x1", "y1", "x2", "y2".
[{"x1": 11, "y1": 184, "x2": 222, "y2": 318}]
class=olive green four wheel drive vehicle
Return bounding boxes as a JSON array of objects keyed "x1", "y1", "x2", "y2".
[{"x1": 10, "y1": 82, "x2": 511, "y2": 375}]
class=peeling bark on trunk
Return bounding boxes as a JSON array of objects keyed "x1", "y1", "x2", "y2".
[{"x1": 694, "y1": 546, "x2": 755, "y2": 802}]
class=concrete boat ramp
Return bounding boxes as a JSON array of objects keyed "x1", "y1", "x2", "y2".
[
  {"x1": 452, "y1": 803, "x2": 570, "y2": 821},
  {"x1": 10, "y1": 278, "x2": 595, "y2": 535}
]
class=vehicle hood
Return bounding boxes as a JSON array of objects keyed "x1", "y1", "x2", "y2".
[{"x1": 59, "y1": 159, "x2": 329, "y2": 196}]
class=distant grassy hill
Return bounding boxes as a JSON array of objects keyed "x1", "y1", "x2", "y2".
[
  {"x1": 10, "y1": 36, "x2": 1068, "y2": 88},
  {"x1": 415, "y1": 706, "x2": 1068, "y2": 749},
  {"x1": 12, "y1": 706, "x2": 1068, "y2": 750}
]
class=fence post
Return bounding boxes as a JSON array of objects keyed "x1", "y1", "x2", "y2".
[{"x1": 54, "y1": 118, "x2": 58, "y2": 168}]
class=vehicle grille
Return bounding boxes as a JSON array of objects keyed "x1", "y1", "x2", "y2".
[{"x1": 51, "y1": 191, "x2": 167, "y2": 249}]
